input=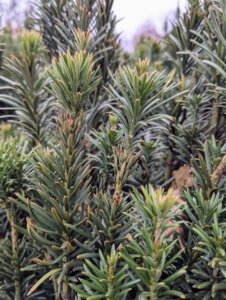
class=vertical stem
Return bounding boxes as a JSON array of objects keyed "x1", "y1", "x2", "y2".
[
  {"x1": 154, "y1": 217, "x2": 163, "y2": 249},
  {"x1": 61, "y1": 232, "x2": 70, "y2": 298},
  {"x1": 62, "y1": 273, "x2": 69, "y2": 299},
  {"x1": 53, "y1": 276, "x2": 60, "y2": 299},
  {"x1": 210, "y1": 99, "x2": 218, "y2": 136},
  {"x1": 62, "y1": 253, "x2": 70, "y2": 300},
  {"x1": 148, "y1": 217, "x2": 164, "y2": 300},
  {"x1": 8, "y1": 203, "x2": 21, "y2": 300},
  {"x1": 107, "y1": 256, "x2": 114, "y2": 300}
]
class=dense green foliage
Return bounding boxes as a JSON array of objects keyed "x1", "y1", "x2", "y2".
[{"x1": 1, "y1": 0, "x2": 226, "y2": 299}]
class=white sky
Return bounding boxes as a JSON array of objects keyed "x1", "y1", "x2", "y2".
[{"x1": 113, "y1": 0, "x2": 187, "y2": 50}]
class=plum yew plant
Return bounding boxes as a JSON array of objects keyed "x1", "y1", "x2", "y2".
[{"x1": 2, "y1": 0, "x2": 226, "y2": 299}]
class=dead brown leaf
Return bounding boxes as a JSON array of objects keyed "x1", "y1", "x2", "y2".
[{"x1": 173, "y1": 164, "x2": 193, "y2": 191}]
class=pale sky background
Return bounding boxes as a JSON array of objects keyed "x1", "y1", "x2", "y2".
[
  {"x1": 1, "y1": 0, "x2": 188, "y2": 50},
  {"x1": 113, "y1": 0, "x2": 187, "y2": 50}
]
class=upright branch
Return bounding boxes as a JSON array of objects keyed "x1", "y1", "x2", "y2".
[{"x1": 0, "y1": 31, "x2": 52, "y2": 146}]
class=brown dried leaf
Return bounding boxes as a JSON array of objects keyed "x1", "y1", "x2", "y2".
[{"x1": 173, "y1": 164, "x2": 193, "y2": 191}]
